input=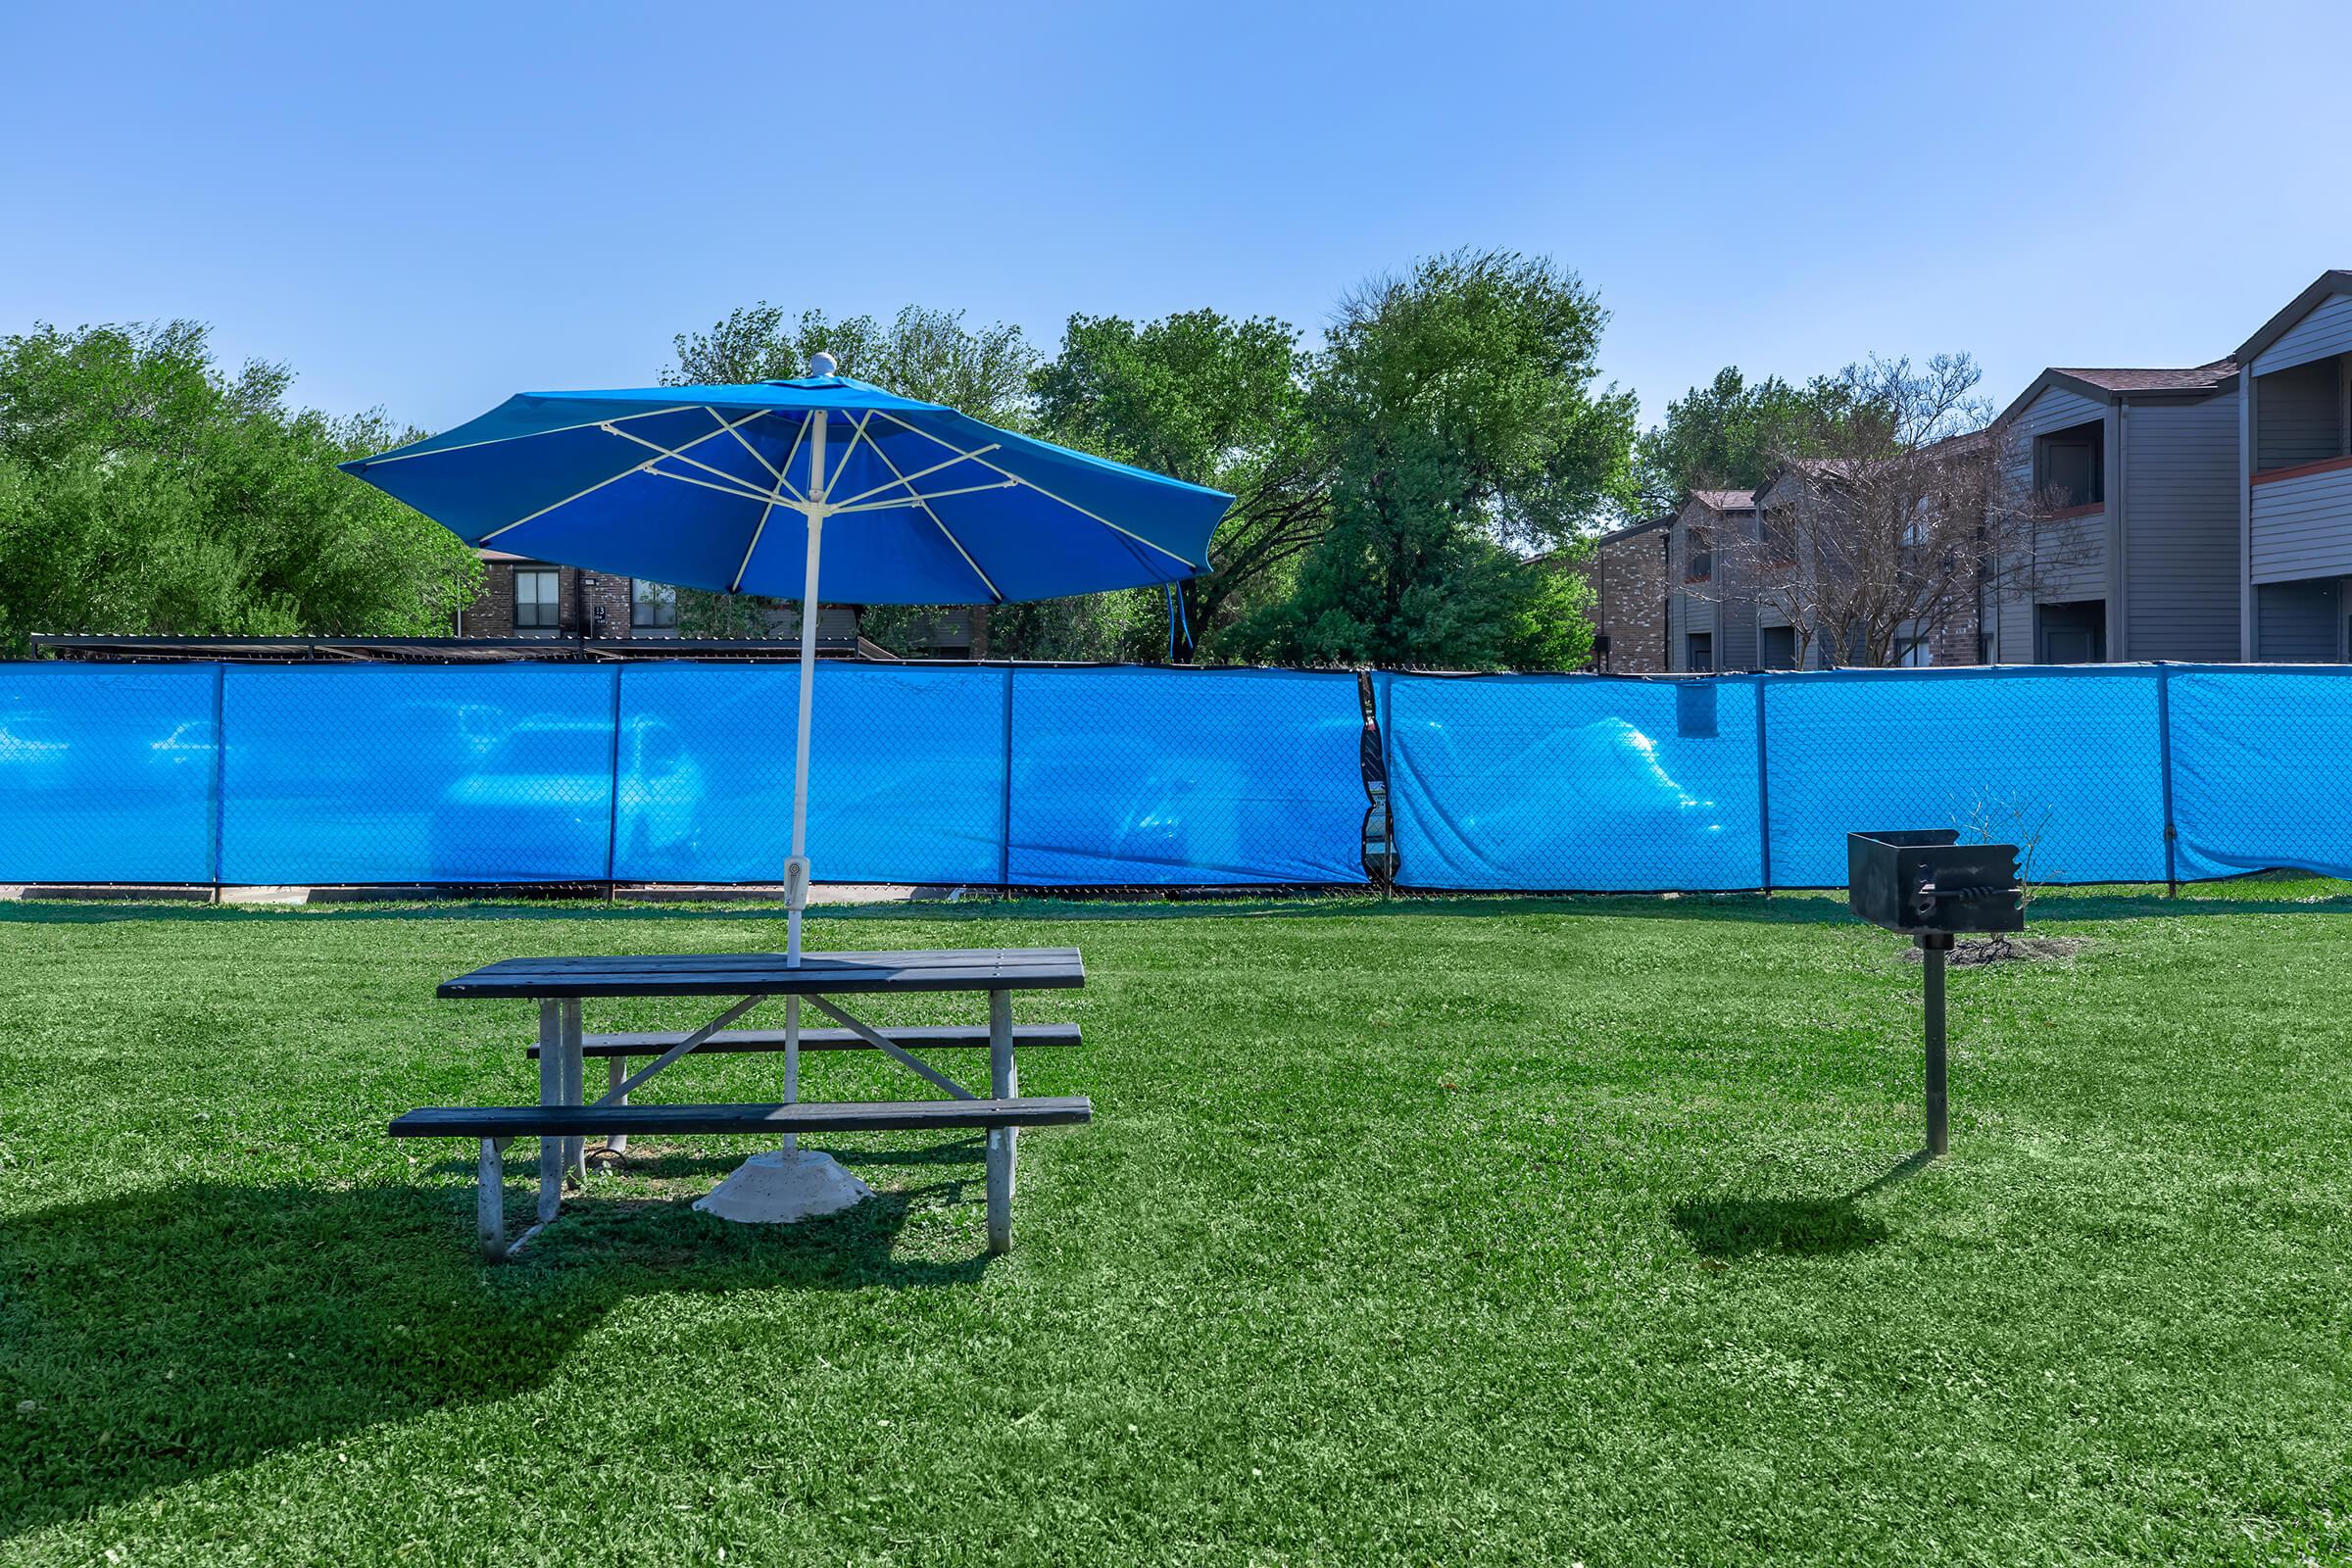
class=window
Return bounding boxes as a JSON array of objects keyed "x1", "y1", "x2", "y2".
[
  {"x1": 1685, "y1": 527, "x2": 1712, "y2": 581},
  {"x1": 1759, "y1": 625, "x2": 1797, "y2": 669},
  {"x1": 514, "y1": 567, "x2": 560, "y2": 633},
  {"x1": 1897, "y1": 637, "x2": 1933, "y2": 667},
  {"x1": 2036, "y1": 601, "x2": 2106, "y2": 664},
  {"x1": 1902, "y1": 496, "x2": 1931, "y2": 549},
  {"x1": 2034, "y1": 419, "x2": 2104, "y2": 511},
  {"x1": 1686, "y1": 632, "x2": 1713, "y2": 671},
  {"x1": 631, "y1": 578, "x2": 677, "y2": 631}
]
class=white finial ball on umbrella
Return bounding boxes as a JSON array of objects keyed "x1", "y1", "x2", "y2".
[{"x1": 808, "y1": 351, "x2": 839, "y2": 376}]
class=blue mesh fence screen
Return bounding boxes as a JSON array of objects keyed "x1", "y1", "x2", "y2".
[
  {"x1": 612, "y1": 662, "x2": 1007, "y2": 885},
  {"x1": 1385, "y1": 672, "x2": 1765, "y2": 891},
  {"x1": 0, "y1": 662, "x2": 218, "y2": 882},
  {"x1": 2170, "y1": 665, "x2": 2352, "y2": 881},
  {"x1": 1006, "y1": 666, "x2": 1365, "y2": 886},
  {"x1": 9, "y1": 659, "x2": 2352, "y2": 892},
  {"x1": 220, "y1": 664, "x2": 617, "y2": 884},
  {"x1": 1761, "y1": 666, "x2": 2170, "y2": 888}
]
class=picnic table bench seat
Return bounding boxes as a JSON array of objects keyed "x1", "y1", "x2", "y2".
[{"x1": 395, "y1": 1096, "x2": 1092, "y2": 1262}]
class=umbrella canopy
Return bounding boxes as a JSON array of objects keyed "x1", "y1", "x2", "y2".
[{"x1": 339, "y1": 370, "x2": 1230, "y2": 605}]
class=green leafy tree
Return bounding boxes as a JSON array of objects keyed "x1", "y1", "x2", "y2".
[
  {"x1": 662, "y1": 304, "x2": 1039, "y2": 648},
  {"x1": 1232, "y1": 250, "x2": 1636, "y2": 669},
  {"x1": 1032, "y1": 310, "x2": 1324, "y2": 660},
  {"x1": 0, "y1": 321, "x2": 478, "y2": 652},
  {"x1": 1626, "y1": 366, "x2": 1886, "y2": 517}
]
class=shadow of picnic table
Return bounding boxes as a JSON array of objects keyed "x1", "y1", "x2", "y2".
[{"x1": 0, "y1": 1161, "x2": 987, "y2": 1539}]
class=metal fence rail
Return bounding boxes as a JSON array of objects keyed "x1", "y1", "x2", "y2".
[{"x1": 2, "y1": 660, "x2": 2348, "y2": 893}]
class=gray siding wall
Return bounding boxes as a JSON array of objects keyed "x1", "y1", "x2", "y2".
[
  {"x1": 1665, "y1": 500, "x2": 1733, "y2": 669},
  {"x1": 2253, "y1": 358, "x2": 2341, "y2": 470},
  {"x1": 1995, "y1": 385, "x2": 2110, "y2": 661},
  {"x1": 2254, "y1": 577, "x2": 2341, "y2": 661},
  {"x1": 1715, "y1": 512, "x2": 1759, "y2": 670},
  {"x1": 2253, "y1": 291, "x2": 2352, "y2": 375},
  {"x1": 2121, "y1": 392, "x2": 2241, "y2": 662},
  {"x1": 2250, "y1": 464, "x2": 2352, "y2": 581}
]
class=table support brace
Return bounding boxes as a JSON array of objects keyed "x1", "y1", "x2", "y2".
[
  {"x1": 595, "y1": 993, "x2": 769, "y2": 1106},
  {"x1": 805, "y1": 995, "x2": 977, "y2": 1100}
]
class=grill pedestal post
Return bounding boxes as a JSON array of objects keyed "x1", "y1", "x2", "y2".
[{"x1": 1918, "y1": 932, "x2": 1952, "y2": 1156}]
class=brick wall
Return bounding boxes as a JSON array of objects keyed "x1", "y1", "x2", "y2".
[
  {"x1": 1591, "y1": 527, "x2": 1669, "y2": 672},
  {"x1": 458, "y1": 560, "x2": 641, "y2": 640}
]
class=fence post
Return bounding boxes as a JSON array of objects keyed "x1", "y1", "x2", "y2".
[
  {"x1": 603, "y1": 663, "x2": 623, "y2": 900},
  {"x1": 208, "y1": 662, "x2": 227, "y2": 899},
  {"x1": 1379, "y1": 671, "x2": 1397, "y2": 898},
  {"x1": 998, "y1": 665, "x2": 1015, "y2": 893},
  {"x1": 1754, "y1": 675, "x2": 1773, "y2": 897},
  {"x1": 2155, "y1": 665, "x2": 2179, "y2": 898}
]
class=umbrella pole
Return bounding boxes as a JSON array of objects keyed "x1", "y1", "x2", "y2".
[{"x1": 782, "y1": 410, "x2": 828, "y2": 1147}]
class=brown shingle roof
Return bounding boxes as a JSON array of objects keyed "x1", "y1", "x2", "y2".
[
  {"x1": 2047, "y1": 359, "x2": 2237, "y2": 394},
  {"x1": 1688, "y1": 488, "x2": 1756, "y2": 513}
]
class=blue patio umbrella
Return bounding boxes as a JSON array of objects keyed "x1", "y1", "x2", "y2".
[
  {"x1": 343, "y1": 357, "x2": 1228, "y2": 1219},
  {"x1": 341, "y1": 356, "x2": 1231, "y2": 956}
]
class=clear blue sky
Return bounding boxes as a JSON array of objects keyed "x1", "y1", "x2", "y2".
[{"x1": 6, "y1": 1, "x2": 2349, "y2": 439}]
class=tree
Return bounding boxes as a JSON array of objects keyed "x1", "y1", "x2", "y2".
[
  {"x1": 1231, "y1": 250, "x2": 1636, "y2": 669},
  {"x1": 0, "y1": 320, "x2": 479, "y2": 652},
  {"x1": 1032, "y1": 310, "x2": 1327, "y2": 659},
  {"x1": 1710, "y1": 353, "x2": 2064, "y2": 667},
  {"x1": 1626, "y1": 365, "x2": 1883, "y2": 518},
  {"x1": 662, "y1": 303, "x2": 1040, "y2": 649}
]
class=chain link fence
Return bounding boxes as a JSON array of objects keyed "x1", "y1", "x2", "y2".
[{"x1": 2, "y1": 660, "x2": 2348, "y2": 892}]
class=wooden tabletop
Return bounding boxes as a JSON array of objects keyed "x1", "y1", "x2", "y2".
[{"x1": 437, "y1": 946, "x2": 1086, "y2": 1001}]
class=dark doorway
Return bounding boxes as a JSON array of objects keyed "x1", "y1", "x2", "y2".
[
  {"x1": 1758, "y1": 625, "x2": 1797, "y2": 669},
  {"x1": 1686, "y1": 632, "x2": 1713, "y2": 671}
]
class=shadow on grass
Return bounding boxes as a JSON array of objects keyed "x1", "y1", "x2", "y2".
[
  {"x1": 1670, "y1": 1150, "x2": 1936, "y2": 1260},
  {"x1": 0, "y1": 1154, "x2": 988, "y2": 1540},
  {"x1": 1670, "y1": 1196, "x2": 1891, "y2": 1259}
]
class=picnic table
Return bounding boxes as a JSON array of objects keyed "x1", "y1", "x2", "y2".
[{"x1": 390, "y1": 947, "x2": 1092, "y2": 1261}]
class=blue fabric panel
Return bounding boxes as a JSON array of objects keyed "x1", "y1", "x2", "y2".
[
  {"x1": 612, "y1": 662, "x2": 1006, "y2": 885},
  {"x1": 2170, "y1": 666, "x2": 2352, "y2": 880},
  {"x1": 1764, "y1": 666, "x2": 2167, "y2": 887},
  {"x1": 1386, "y1": 674, "x2": 1763, "y2": 891},
  {"x1": 0, "y1": 662, "x2": 217, "y2": 882},
  {"x1": 1007, "y1": 666, "x2": 1366, "y2": 886},
  {"x1": 220, "y1": 665, "x2": 617, "y2": 884}
]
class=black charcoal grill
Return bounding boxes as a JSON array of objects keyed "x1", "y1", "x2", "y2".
[{"x1": 1846, "y1": 830, "x2": 2025, "y2": 1155}]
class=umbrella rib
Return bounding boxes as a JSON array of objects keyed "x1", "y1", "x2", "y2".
[
  {"x1": 601, "y1": 411, "x2": 778, "y2": 500},
  {"x1": 358, "y1": 404, "x2": 700, "y2": 467},
  {"x1": 823, "y1": 411, "x2": 876, "y2": 498},
  {"x1": 643, "y1": 466, "x2": 790, "y2": 506},
  {"x1": 832, "y1": 480, "x2": 1017, "y2": 514},
  {"x1": 829, "y1": 443, "x2": 1001, "y2": 510},
  {"x1": 776, "y1": 412, "x2": 813, "y2": 500},
  {"x1": 854, "y1": 431, "x2": 1006, "y2": 603},
  {"x1": 715, "y1": 407, "x2": 789, "y2": 488},
  {"x1": 871, "y1": 412, "x2": 1204, "y2": 570},
  {"x1": 479, "y1": 463, "x2": 658, "y2": 544},
  {"x1": 729, "y1": 457, "x2": 802, "y2": 593}
]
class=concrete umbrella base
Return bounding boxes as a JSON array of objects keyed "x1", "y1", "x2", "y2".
[{"x1": 693, "y1": 1148, "x2": 874, "y2": 1224}]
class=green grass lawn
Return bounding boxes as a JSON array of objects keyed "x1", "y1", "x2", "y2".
[{"x1": 3, "y1": 886, "x2": 2349, "y2": 1565}]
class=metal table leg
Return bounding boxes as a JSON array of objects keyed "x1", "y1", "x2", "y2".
[
  {"x1": 537, "y1": 1001, "x2": 564, "y2": 1223},
  {"x1": 606, "y1": 1054, "x2": 630, "y2": 1156},
  {"x1": 986, "y1": 988, "x2": 1015, "y2": 1253},
  {"x1": 563, "y1": 998, "x2": 587, "y2": 1186},
  {"x1": 1921, "y1": 934, "x2": 1950, "y2": 1156}
]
